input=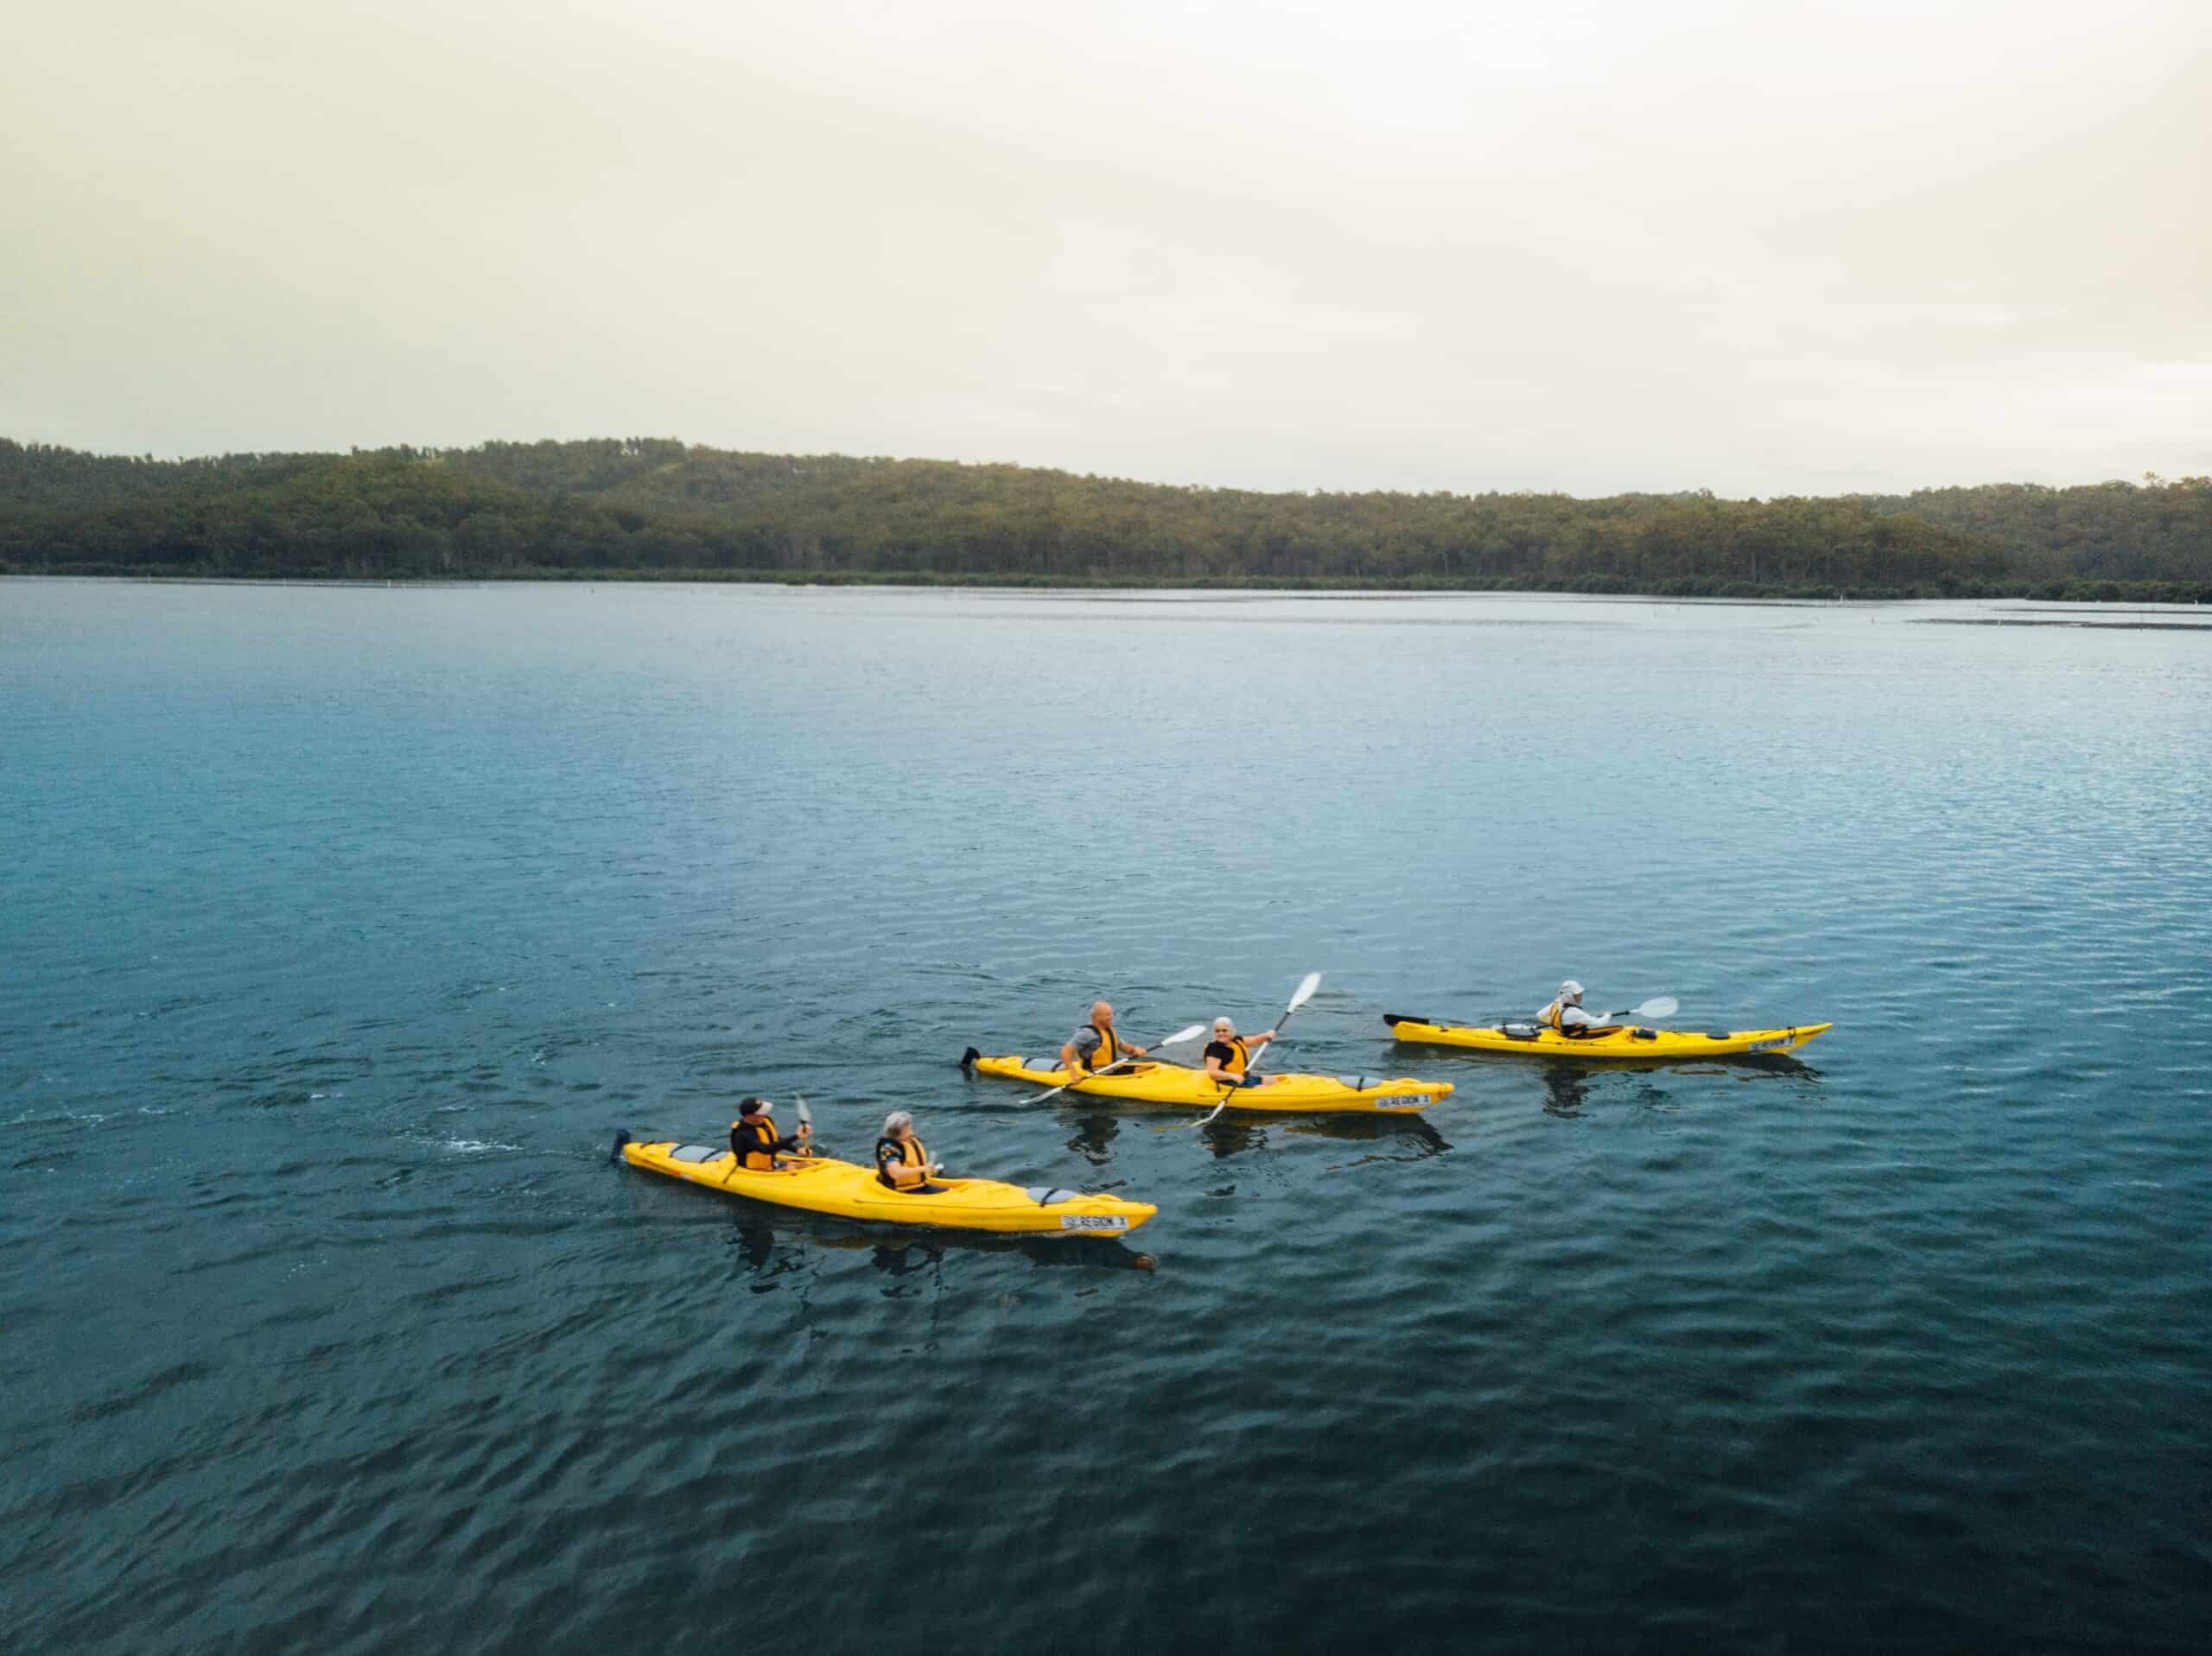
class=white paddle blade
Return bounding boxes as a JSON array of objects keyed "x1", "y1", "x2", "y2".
[
  {"x1": 1288, "y1": 972, "x2": 1322, "y2": 1012},
  {"x1": 1636, "y1": 996, "x2": 1679, "y2": 1020},
  {"x1": 1158, "y1": 1024, "x2": 1209, "y2": 1047},
  {"x1": 795, "y1": 1096, "x2": 812, "y2": 1126}
]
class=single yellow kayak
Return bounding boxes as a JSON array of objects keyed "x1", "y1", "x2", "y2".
[
  {"x1": 1383, "y1": 1013, "x2": 1831, "y2": 1061},
  {"x1": 960, "y1": 1050, "x2": 1450, "y2": 1113},
  {"x1": 614, "y1": 1133, "x2": 1155, "y2": 1235}
]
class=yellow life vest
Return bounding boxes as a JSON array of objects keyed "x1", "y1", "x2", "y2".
[
  {"x1": 877, "y1": 1133, "x2": 929, "y2": 1189},
  {"x1": 1214, "y1": 1036, "x2": 1249, "y2": 1075},
  {"x1": 1543, "y1": 999, "x2": 1566, "y2": 1033},
  {"x1": 1084, "y1": 1024, "x2": 1126, "y2": 1071},
  {"x1": 732, "y1": 1114, "x2": 781, "y2": 1171}
]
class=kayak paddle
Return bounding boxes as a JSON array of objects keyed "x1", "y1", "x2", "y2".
[
  {"x1": 1027, "y1": 1024, "x2": 1208, "y2": 1104},
  {"x1": 1185, "y1": 971, "x2": 1321, "y2": 1128}
]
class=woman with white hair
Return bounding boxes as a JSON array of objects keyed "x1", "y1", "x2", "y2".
[
  {"x1": 874, "y1": 1110, "x2": 946, "y2": 1192},
  {"x1": 1201, "y1": 1017, "x2": 1279, "y2": 1088},
  {"x1": 1538, "y1": 981, "x2": 1621, "y2": 1038}
]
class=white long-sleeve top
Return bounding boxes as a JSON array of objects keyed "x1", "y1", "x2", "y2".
[{"x1": 1538, "y1": 999, "x2": 1605, "y2": 1028}]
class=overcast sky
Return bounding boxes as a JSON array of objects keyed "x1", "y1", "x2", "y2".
[{"x1": 6, "y1": 1, "x2": 2207, "y2": 495}]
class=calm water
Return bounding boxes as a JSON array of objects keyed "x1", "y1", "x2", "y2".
[{"x1": 3, "y1": 581, "x2": 2209, "y2": 1653}]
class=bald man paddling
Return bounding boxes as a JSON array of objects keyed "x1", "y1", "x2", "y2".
[{"x1": 1059, "y1": 999, "x2": 1150, "y2": 1075}]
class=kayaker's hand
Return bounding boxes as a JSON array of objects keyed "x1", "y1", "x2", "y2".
[{"x1": 1130, "y1": 1045, "x2": 1148, "y2": 1058}]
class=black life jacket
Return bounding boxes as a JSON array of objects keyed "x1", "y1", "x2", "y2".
[{"x1": 876, "y1": 1133, "x2": 929, "y2": 1190}]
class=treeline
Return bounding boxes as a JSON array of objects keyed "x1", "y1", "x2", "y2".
[
  {"x1": 3, "y1": 437, "x2": 2208, "y2": 600},
  {"x1": 1853, "y1": 479, "x2": 2212, "y2": 586}
]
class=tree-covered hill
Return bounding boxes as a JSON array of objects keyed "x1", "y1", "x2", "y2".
[
  {"x1": 3, "y1": 437, "x2": 2206, "y2": 599},
  {"x1": 1853, "y1": 479, "x2": 2212, "y2": 585}
]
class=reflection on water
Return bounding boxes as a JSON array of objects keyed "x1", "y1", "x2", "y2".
[
  {"x1": 1190, "y1": 1110, "x2": 1455, "y2": 1158},
  {"x1": 1541, "y1": 1066, "x2": 1595, "y2": 1118},
  {"x1": 1535, "y1": 1058, "x2": 1822, "y2": 1118},
  {"x1": 4, "y1": 582, "x2": 2208, "y2": 1653},
  {"x1": 1294, "y1": 1115, "x2": 1452, "y2": 1159},
  {"x1": 726, "y1": 1206, "x2": 1159, "y2": 1278},
  {"x1": 866, "y1": 1236, "x2": 1158, "y2": 1276},
  {"x1": 1064, "y1": 1109, "x2": 1123, "y2": 1164},
  {"x1": 1198, "y1": 1116, "x2": 1264, "y2": 1158}
]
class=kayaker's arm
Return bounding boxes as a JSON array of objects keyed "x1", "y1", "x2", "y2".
[{"x1": 1236, "y1": 1029, "x2": 1275, "y2": 1080}]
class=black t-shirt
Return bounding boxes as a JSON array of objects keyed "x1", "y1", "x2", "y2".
[{"x1": 1204, "y1": 1040, "x2": 1236, "y2": 1068}]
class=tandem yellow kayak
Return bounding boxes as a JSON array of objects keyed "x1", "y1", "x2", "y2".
[
  {"x1": 960, "y1": 1050, "x2": 1451, "y2": 1113},
  {"x1": 614, "y1": 1133, "x2": 1155, "y2": 1235},
  {"x1": 1382, "y1": 1013, "x2": 1831, "y2": 1061}
]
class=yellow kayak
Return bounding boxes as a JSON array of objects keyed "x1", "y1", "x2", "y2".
[
  {"x1": 614, "y1": 1133, "x2": 1155, "y2": 1235},
  {"x1": 960, "y1": 1050, "x2": 1450, "y2": 1114},
  {"x1": 1383, "y1": 1013, "x2": 1831, "y2": 1061}
]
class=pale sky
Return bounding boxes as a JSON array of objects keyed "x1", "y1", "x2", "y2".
[{"x1": 6, "y1": 0, "x2": 2208, "y2": 495}]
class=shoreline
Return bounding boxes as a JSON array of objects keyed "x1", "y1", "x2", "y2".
[{"x1": 7, "y1": 568, "x2": 2209, "y2": 606}]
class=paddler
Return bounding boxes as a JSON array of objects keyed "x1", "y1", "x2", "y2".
[
  {"x1": 1538, "y1": 980, "x2": 1621, "y2": 1038},
  {"x1": 729, "y1": 1097, "x2": 811, "y2": 1170},
  {"x1": 1202, "y1": 1017, "x2": 1278, "y2": 1088},
  {"x1": 874, "y1": 1110, "x2": 946, "y2": 1193},
  {"x1": 1058, "y1": 999, "x2": 1148, "y2": 1075}
]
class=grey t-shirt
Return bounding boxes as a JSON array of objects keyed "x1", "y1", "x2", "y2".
[{"x1": 1067, "y1": 1026, "x2": 1108, "y2": 1064}]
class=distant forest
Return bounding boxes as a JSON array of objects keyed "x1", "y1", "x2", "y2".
[{"x1": 3, "y1": 437, "x2": 2208, "y2": 600}]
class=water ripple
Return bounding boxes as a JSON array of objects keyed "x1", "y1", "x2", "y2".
[{"x1": 1, "y1": 584, "x2": 2207, "y2": 1653}]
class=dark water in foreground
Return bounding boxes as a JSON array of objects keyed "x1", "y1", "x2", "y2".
[{"x1": 3, "y1": 581, "x2": 2209, "y2": 1653}]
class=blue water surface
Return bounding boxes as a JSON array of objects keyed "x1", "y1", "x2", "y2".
[{"x1": 3, "y1": 581, "x2": 2208, "y2": 1653}]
